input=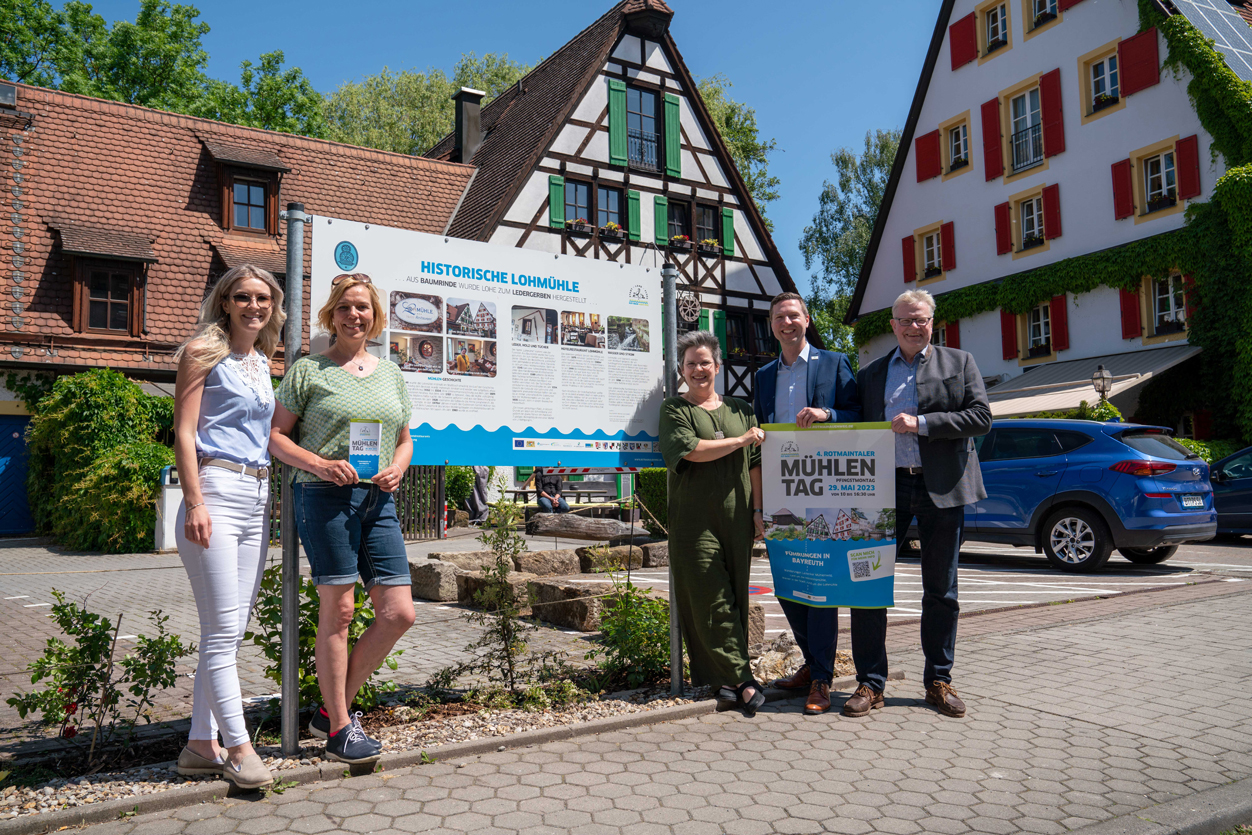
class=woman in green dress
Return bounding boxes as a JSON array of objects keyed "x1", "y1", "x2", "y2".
[{"x1": 660, "y1": 330, "x2": 766, "y2": 716}]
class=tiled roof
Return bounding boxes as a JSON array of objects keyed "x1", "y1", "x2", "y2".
[
  {"x1": 3, "y1": 82, "x2": 475, "y2": 375},
  {"x1": 50, "y1": 219, "x2": 158, "y2": 262},
  {"x1": 425, "y1": 1, "x2": 633, "y2": 240},
  {"x1": 199, "y1": 136, "x2": 291, "y2": 172},
  {"x1": 1234, "y1": 0, "x2": 1252, "y2": 27}
]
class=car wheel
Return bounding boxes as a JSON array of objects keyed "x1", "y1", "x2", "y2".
[
  {"x1": 1118, "y1": 545, "x2": 1178, "y2": 564},
  {"x1": 1042, "y1": 507, "x2": 1113, "y2": 573}
]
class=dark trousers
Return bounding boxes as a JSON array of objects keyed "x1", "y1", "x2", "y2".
[
  {"x1": 778, "y1": 597, "x2": 838, "y2": 683},
  {"x1": 537, "y1": 496, "x2": 569, "y2": 513},
  {"x1": 853, "y1": 469, "x2": 963, "y2": 692}
]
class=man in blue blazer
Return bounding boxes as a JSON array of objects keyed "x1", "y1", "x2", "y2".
[{"x1": 753, "y1": 292, "x2": 860, "y2": 715}]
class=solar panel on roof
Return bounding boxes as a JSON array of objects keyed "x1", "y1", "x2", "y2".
[{"x1": 1172, "y1": 0, "x2": 1252, "y2": 80}]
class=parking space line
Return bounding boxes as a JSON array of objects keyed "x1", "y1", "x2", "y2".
[
  {"x1": 23, "y1": 603, "x2": 50, "y2": 608},
  {"x1": 4, "y1": 596, "x2": 29, "y2": 600}
]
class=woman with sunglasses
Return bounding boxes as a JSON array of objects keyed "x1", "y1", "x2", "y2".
[
  {"x1": 172, "y1": 264, "x2": 285, "y2": 790},
  {"x1": 270, "y1": 273, "x2": 415, "y2": 765}
]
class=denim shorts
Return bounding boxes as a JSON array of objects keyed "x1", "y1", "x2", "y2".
[{"x1": 293, "y1": 482, "x2": 411, "y2": 590}]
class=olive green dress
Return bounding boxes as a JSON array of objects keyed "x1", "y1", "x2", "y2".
[{"x1": 659, "y1": 396, "x2": 761, "y2": 688}]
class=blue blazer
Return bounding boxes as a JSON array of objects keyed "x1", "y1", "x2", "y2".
[{"x1": 754, "y1": 347, "x2": 861, "y2": 425}]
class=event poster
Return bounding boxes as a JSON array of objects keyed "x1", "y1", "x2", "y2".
[
  {"x1": 310, "y1": 217, "x2": 664, "y2": 466},
  {"x1": 761, "y1": 423, "x2": 897, "y2": 608}
]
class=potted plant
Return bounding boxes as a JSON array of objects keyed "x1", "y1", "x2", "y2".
[
  {"x1": 1027, "y1": 341, "x2": 1052, "y2": 358},
  {"x1": 949, "y1": 156, "x2": 969, "y2": 172},
  {"x1": 600, "y1": 220, "x2": 623, "y2": 240},
  {"x1": 1033, "y1": 10, "x2": 1056, "y2": 29},
  {"x1": 1092, "y1": 92, "x2": 1119, "y2": 113},
  {"x1": 924, "y1": 266, "x2": 943, "y2": 279},
  {"x1": 669, "y1": 234, "x2": 691, "y2": 251},
  {"x1": 1146, "y1": 194, "x2": 1177, "y2": 213},
  {"x1": 986, "y1": 36, "x2": 1007, "y2": 53},
  {"x1": 698, "y1": 238, "x2": 720, "y2": 255},
  {"x1": 566, "y1": 217, "x2": 592, "y2": 235},
  {"x1": 1021, "y1": 233, "x2": 1045, "y2": 251}
]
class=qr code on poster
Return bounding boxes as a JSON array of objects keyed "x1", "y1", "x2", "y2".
[{"x1": 851, "y1": 560, "x2": 872, "y2": 579}]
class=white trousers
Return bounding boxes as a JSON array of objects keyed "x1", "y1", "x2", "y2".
[{"x1": 175, "y1": 466, "x2": 269, "y2": 747}]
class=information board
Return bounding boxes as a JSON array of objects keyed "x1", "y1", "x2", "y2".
[
  {"x1": 311, "y1": 218, "x2": 665, "y2": 466},
  {"x1": 761, "y1": 423, "x2": 897, "y2": 609}
]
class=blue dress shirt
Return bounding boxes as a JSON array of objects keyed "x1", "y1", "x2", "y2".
[
  {"x1": 775, "y1": 342, "x2": 816, "y2": 425},
  {"x1": 884, "y1": 345, "x2": 930, "y2": 469}
]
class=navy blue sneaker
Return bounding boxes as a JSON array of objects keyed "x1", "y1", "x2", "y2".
[
  {"x1": 312, "y1": 707, "x2": 380, "y2": 750},
  {"x1": 324, "y1": 715, "x2": 382, "y2": 764}
]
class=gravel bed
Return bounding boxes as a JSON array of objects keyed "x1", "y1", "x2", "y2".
[{"x1": 1, "y1": 686, "x2": 712, "y2": 820}]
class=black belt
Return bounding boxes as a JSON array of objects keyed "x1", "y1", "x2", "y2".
[{"x1": 896, "y1": 466, "x2": 923, "y2": 475}]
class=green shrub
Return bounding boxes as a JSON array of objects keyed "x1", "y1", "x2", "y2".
[
  {"x1": 636, "y1": 467, "x2": 668, "y2": 537},
  {"x1": 65, "y1": 441, "x2": 174, "y2": 553},
  {"x1": 586, "y1": 581, "x2": 672, "y2": 689},
  {"x1": 444, "y1": 465, "x2": 495, "y2": 510},
  {"x1": 1176, "y1": 438, "x2": 1243, "y2": 463}
]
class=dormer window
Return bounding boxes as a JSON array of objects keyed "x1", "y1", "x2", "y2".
[
  {"x1": 220, "y1": 167, "x2": 279, "y2": 235},
  {"x1": 234, "y1": 179, "x2": 268, "y2": 231}
]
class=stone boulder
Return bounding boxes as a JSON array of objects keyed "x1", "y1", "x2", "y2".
[
  {"x1": 641, "y1": 541, "x2": 668, "y2": 568},
  {"x1": 430, "y1": 550, "x2": 498, "y2": 571},
  {"x1": 455, "y1": 571, "x2": 537, "y2": 614},
  {"x1": 513, "y1": 549, "x2": 580, "y2": 576},
  {"x1": 575, "y1": 544, "x2": 643, "y2": 573},
  {"x1": 453, "y1": 509, "x2": 470, "y2": 527},
  {"x1": 528, "y1": 578, "x2": 614, "y2": 631},
  {"x1": 409, "y1": 559, "x2": 459, "y2": 602}
]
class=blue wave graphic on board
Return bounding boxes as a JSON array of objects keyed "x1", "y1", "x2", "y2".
[{"x1": 408, "y1": 423, "x2": 664, "y2": 467}]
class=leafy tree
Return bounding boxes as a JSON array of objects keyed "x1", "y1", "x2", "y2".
[
  {"x1": 697, "y1": 74, "x2": 781, "y2": 229},
  {"x1": 323, "y1": 53, "x2": 533, "y2": 156},
  {"x1": 196, "y1": 51, "x2": 325, "y2": 136},
  {"x1": 0, "y1": 0, "x2": 67, "y2": 87},
  {"x1": 800, "y1": 129, "x2": 902, "y2": 361}
]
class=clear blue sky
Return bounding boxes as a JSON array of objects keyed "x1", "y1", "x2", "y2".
[{"x1": 87, "y1": 0, "x2": 939, "y2": 295}]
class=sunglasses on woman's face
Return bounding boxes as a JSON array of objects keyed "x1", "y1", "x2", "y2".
[
  {"x1": 231, "y1": 293, "x2": 272, "y2": 308},
  {"x1": 331, "y1": 273, "x2": 372, "y2": 286}
]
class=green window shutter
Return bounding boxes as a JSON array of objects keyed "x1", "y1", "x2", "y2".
[
  {"x1": 721, "y1": 207, "x2": 735, "y2": 256},
  {"x1": 698, "y1": 309, "x2": 710, "y2": 331},
  {"x1": 664, "y1": 93, "x2": 682, "y2": 178},
  {"x1": 654, "y1": 194, "x2": 668, "y2": 244},
  {"x1": 549, "y1": 175, "x2": 565, "y2": 229},
  {"x1": 516, "y1": 466, "x2": 534, "y2": 482},
  {"x1": 712, "y1": 309, "x2": 727, "y2": 355},
  {"x1": 609, "y1": 80, "x2": 627, "y2": 167},
  {"x1": 627, "y1": 190, "x2": 641, "y2": 241}
]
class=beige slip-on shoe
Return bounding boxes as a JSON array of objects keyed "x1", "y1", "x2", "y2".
[
  {"x1": 221, "y1": 753, "x2": 274, "y2": 790},
  {"x1": 176, "y1": 746, "x2": 224, "y2": 776}
]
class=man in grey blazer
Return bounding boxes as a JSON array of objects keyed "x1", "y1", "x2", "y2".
[{"x1": 843, "y1": 289, "x2": 991, "y2": 719}]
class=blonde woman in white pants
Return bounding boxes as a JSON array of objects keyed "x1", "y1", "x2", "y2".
[{"x1": 172, "y1": 264, "x2": 285, "y2": 790}]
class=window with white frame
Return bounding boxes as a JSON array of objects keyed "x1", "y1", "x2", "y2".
[
  {"x1": 949, "y1": 123, "x2": 969, "y2": 169},
  {"x1": 1154, "y1": 274, "x2": 1187, "y2": 334},
  {"x1": 986, "y1": 4, "x2": 1008, "y2": 49},
  {"x1": 932, "y1": 324, "x2": 948, "y2": 347},
  {"x1": 1144, "y1": 151, "x2": 1177, "y2": 209},
  {"x1": 1091, "y1": 54, "x2": 1119, "y2": 109},
  {"x1": 1020, "y1": 196, "x2": 1044, "y2": 249},
  {"x1": 1032, "y1": 0, "x2": 1057, "y2": 26},
  {"x1": 1028, "y1": 303, "x2": 1051, "y2": 352},
  {"x1": 923, "y1": 232, "x2": 942, "y2": 276},
  {"x1": 1010, "y1": 88, "x2": 1043, "y2": 171}
]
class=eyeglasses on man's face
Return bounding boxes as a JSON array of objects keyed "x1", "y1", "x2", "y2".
[
  {"x1": 231, "y1": 293, "x2": 272, "y2": 308},
  {"x1": 893, "y1": 317, "x2": 933, "y2": 327}
]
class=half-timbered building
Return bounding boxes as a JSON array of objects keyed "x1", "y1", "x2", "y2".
[{"x1": 424, "y1": 0, "x2": 811, "y2": 399}]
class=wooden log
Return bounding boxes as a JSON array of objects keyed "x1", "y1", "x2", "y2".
[{"x1": 525, "y1": 513, "x2": 639, "y2": 541}]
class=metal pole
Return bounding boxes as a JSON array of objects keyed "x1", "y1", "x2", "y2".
[
  {"x1": 661, "y1": 261, "x2": 682, "y2": 696},
  {"x1": 280, "y1": 203, "x2": 308, "y2": 756}
]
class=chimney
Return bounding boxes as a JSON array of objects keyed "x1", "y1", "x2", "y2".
[{"x1": 452, "y1": 87, "x2": 486, "y2": 164}]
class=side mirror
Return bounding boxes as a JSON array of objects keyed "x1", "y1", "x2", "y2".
[{"x1": 1211, "y1": 470, "x2": 1227, "y2": 484}]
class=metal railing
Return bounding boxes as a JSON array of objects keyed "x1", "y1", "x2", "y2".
[
  {"x1": 628, "y1": 128, "x2": 660, "y2": 172},
  {"x1": 1011, "y1": 123, "x2": 1044, "y2": 172},
  {"x1": 266, "y1": 462, "x2": 445, "y2": 546}
]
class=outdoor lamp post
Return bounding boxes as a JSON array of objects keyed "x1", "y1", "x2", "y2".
[
  {"x1": 1092, "y1": 364, "x2": 1113, "y2": 403},
  {"x1": 660, "y1": 259, "x2": 682, "y2": 696}
]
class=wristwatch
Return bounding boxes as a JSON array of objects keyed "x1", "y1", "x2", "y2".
[
  {"x1": 753, "y1": 509, "x2": 764, "y2": 514},
  {"x1": 824, "y1": 407, "x2": 833, "y2": 422}
]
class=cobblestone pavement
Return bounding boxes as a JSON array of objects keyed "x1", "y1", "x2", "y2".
[{"x1": 64, "y1": 584, "x2": 1252, "y2": 835}]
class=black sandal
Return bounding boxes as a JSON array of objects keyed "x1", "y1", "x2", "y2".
[
  {"x1": 714, "y1": 685, "x2": 739, "y2": 710},
  {"x1": 733, "y1": 681, "x2": 765, "y2": 717}
]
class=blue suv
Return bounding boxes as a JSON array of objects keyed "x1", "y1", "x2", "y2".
[{"x1": 909, "y1": 419, "x2": 1216, "y2": 572}]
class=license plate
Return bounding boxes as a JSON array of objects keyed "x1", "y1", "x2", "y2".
[{"x1": 1181, "y1": 494, "x2": 1204, "y2": 509}]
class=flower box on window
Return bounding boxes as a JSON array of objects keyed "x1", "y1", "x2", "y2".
[
  {"x1": 1156, "y1": 319, "x2": 1186, "y2": 335},
  {"x1": 1021, "y1": 234, "x2": 1045, "y2": 251},
  {"x1": 986, "y1": 37, "x2": 1007, "y2": 54},
  {"x1": 1027, "y1": 341, "x2": 1052, "y2": 358},
  {"x1": 1032, "y1": 11, "x2": 1056, "y2": 29},
  {"x1": 949, "y1": 156, "x2": 969, "y2": 172},
  {"x1": 600, "y1": 222, "x2": 624, "y2": 241},
  {"x1": 566, "y1": 218, "x2": 592, "y2": 235},
  {"x1": 697, "y1": 239, "x2": 720, "y2": 256},
  {"x1": 669, "y1": 235, "x2": 691, "y2": 252},
  {"x1": 1146, "y1": 194, "x2": 1177, "y2": 214},
  {"x1": 1092, "y1": 93, "x2": 1120, "y2": 113},
  {"x1": 923, "y1": 266, "x2": 943, "y2": 279}
]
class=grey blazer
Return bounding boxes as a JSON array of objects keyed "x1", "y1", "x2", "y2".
[{"x1": 857, "y1": 345, "x2": 992, "y2": 509}]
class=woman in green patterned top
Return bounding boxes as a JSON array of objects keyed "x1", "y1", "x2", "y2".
[
  {"x1": 270, "y1": 274, "x2": 414, "y2": 765},
  {"x1": 660, "y1": 330, "x2": 766, "y2": 717}
]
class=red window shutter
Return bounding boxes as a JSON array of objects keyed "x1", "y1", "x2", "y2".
[
  {"x1": 1119, "y1": 287, "x2": 1142, "y2": 339},
  {"x1": 950, "y1": 13, "x2": 978, "y2": 70},
  {"x1": 1111, "y1": 159, "x2": 1135, "y2": 219},
  {"x1": 940, "y1": 221, "x2": 956, "y2": 271},
  {"x1": 994, "y1": 201, "x2": 1013, "y2": 255},
  {"x1": 902, "y1": 235, "x2": 916, "y2": 283},
  {"x1": 1177, "y1": 134, "x2": 1201, "y2": 200},
  {"x1": 945, "y1": 319, "x2": 961, "y2": 350},
  {"x1": 916, "y1": 130, "x2": 942, "y2": 182},
  {"x1": 1042, "y1": 183, "x2": 1062, "y2": 240},
  {"x1": 1050, "y1": 295, "x2": 1069, "y2": 352},
  {"x1": 1119, "y1": 28, "x2": 1160, "y2": 97},
  {"x1": 1039, "y1": 68, "x2": 1066, "y2": 157},
  {"x1": 981, "y1": 98, "x2": 1004, "y2": 181},
  {"x1": 1058, "y1": 0, "x2": 1085, "y2": 9},
  {"x1": 1183, "y1": 273, "x2": 1197, "y2": 318},
  {"x1": 1000, "y1": 309, "x2": 1019, "y2": 360}
]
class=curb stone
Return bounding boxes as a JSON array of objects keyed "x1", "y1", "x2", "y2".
[
  {"x1": 0, "y1": 671, "x2": 903, "y2": 835},
  {"x1": 1072, "y1": 774, "x2": 1252, "y2": 835}
]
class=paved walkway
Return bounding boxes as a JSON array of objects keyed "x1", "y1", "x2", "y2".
[{"x1": 68, "y1": 582, "x2": 1252, "y2": 835}]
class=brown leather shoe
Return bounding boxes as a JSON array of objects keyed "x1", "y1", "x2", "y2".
[
  {"x1": 925, "y1": 681, "x2": 967, "y2": 718},
  {"x1": 773, "y1": 664, "x2": 811, "y2": 691},
  {"x1": 841, "y1": 684, "x2": 885, "y2": 717},
  {"x1": 803, "y1": 681, "x2": 831, "y2": 715}
]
